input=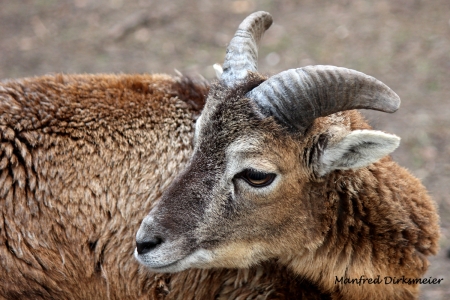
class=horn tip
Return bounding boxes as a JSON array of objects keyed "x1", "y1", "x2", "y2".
[
  {"x1": 239, "y1": 11, "x2": 273, "y2": 31},
  {"x1": 251, "y1": 11, "x2": 273, "y2": 30},
  {"x1": 385, "y1": 92, "x2": 401, "y2": 113}
]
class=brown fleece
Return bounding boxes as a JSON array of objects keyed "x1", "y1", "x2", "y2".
[{"x1": 284, "y1": 111, "x2": 440, "y2": 300}]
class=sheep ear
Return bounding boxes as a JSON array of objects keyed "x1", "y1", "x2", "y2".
[{"x1": 317, "y1": 130, "x2": 400, "y2": 176}]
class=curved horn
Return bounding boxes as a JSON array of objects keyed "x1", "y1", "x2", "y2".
[
  {"x1": 221, "y1": 11, "x2": 273, "y2": 87},
  {"x1": 246, "y1": 65, "x2": 401, "y2": 132}
]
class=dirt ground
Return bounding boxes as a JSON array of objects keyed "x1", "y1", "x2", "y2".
[{"x1": 1, "y1": 0, "x2": 449, "y2": 299}]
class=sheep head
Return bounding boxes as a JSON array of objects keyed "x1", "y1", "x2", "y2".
[{"x1": 135, "y1": 11, "x2": 402, "y2": 274}]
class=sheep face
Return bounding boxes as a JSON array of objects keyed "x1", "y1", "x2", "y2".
[
  {"x1": 135, "y1": 79, "x2": 308, "y2": 272},
  {"x1": 134, "y1": 74, "x2": 400, "y2": 273}
]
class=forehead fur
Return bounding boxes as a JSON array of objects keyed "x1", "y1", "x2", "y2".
[{"x1": 198, "y1": 75, "x2": 286, "y2": 151}]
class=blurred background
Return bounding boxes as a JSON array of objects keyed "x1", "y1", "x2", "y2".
[{"x1": 0, "y1": 0, "x2": 449, "y2": 298}]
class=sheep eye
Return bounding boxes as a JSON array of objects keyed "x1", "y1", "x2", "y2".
[{"x1": 239, "y1": 169, "x2": 276, "y2": 187}]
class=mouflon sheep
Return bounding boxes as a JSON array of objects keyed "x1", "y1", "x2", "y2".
[
  {"x1": 135, "y1": 11, "x2": 440, "y2": 300},
  {"x1": 0, "y1": 73, "x2": 323, "y2": 299}
]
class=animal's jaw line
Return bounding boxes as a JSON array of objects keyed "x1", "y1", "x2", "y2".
[{"x1": 134, "y1": 248, "x2": 214, "y2": 273}]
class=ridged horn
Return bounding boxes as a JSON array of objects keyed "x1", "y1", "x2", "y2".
[
  {"x1": 221, "y1": 11, "x2": 273, "y2": 87},
  {"x1": 246, "y1": 65, "x2": 401, "y2": 133}
]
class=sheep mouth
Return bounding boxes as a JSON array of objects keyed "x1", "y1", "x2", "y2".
[
  {"x1": 134, "y1": 247, "x2": 214, "y2": 273},
  {"x1": 140, "y1": 257, "x2": 180, "y2": 272}
]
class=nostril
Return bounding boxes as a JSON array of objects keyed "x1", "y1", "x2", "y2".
[{"x1": 136, "y1": 237, "x2": 163, "y2": 255}]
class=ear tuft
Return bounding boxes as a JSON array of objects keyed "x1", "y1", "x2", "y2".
[{"x1": 318, "y1": 130, "x2": 400, "y2": 176}]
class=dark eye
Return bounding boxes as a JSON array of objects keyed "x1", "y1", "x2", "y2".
[{"x1": 239, "y1": 169, "x2": 276, "y2": 187}]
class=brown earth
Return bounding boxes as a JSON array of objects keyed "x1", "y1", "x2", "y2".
[{"x1": 1, "y1": 0, "x2": 449, "y2": 299}]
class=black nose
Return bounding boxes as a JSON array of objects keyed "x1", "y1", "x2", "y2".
[{"x1": 136, "y1": 237, "x2": 163, "y2": 255}]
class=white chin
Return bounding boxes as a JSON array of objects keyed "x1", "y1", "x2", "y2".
[{"x1": 134, "y1": 248, "x2": 215, "y2": 273}]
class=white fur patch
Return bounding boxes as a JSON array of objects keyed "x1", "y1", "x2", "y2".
[
  {"x1": 318, "y1": 130, "x2": 400, "y2": 176},
  {"x1": 213, "y1": 63, "x2": 223, "y2": 79},
  {"x1": 194, "y1": 114, "x2": 203, "y2": 145}
]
